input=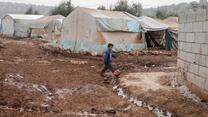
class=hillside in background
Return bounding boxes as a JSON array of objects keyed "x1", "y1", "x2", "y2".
[
  {"x1": 142, "y1": 2, "x2": 191, "y2": 17},
  {"x1": 0, "y1": 2, "x2": 54, "y2": 18}
]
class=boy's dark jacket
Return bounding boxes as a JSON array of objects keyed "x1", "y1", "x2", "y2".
[{"x1": 103, "y1": 50, "x2": 112, "y2": 65}]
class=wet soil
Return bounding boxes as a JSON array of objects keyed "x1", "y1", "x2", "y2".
[
  {"x1": 1, "y1": 37, "x2": 203, "y2": 117},
  {"x1": 0, "y1": 38, "x2": 159, "y2": 117}
]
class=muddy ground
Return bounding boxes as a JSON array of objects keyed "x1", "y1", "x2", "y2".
[{"x1": 0, "y1": 37, "x2": 207, "y2": 117}]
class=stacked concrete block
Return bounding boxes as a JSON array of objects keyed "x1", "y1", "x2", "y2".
[{"x1": 178, "y1": 4, "x2": 208, "y2": 98}]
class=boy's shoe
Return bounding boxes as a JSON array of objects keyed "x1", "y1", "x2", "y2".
[{"x1": 113, "y1": 70, "x2": 121, "y2": 78}]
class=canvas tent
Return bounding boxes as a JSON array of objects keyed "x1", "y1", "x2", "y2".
[
  {"x1": 30, "y1": 15, "x2": 65, "y2": 40},
  {"x1": 60, "y1": 7, "x2": 145, "y2": 54},
  {"x1": 2, "y1": 14, "x2": 43, "y2": 37}
]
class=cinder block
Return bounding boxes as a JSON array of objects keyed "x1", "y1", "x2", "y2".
[
  {"x1": 203, "y1": 21, "x2": 208, "y2": 32},
  {"x1": 201, "y1": 44, "x2": 208, "y2": 55},
  {"x1": 195, "y1": 54, "x2": 207, "y2": 66},
  {"x1": 195, "y1": 33, "x2": 205, "y2": 44},
  {"x1": 179, "y1": 24, "x2": 185, "y2": 32},
  {"x1": 186, "y1": 52, "x2": 196, "y2": 63},
  {"x1": 177, "y1": 50, "x2": 181, "y2": 58},
  {"x1": 189, "y1": 63, "x2": 199, "y2": 75},
  {"x1": 192, "y1": 43, "x2": 201, "y2": 54},
  {"x1": 187, "y1": 12, "x2": 196, "y2": 23},
  {"x1": 185, "y1": 23, "x2": 193, "y2": 32},
  {"x1": 183, "y1": 42, "x2": 192, "y2": 52},
  {"x1": 206, "y1": 9, "x2": 208, "y2": 20},
  {"x1": 179, "y1": 13, "x2": 187, "y2": 24},
  {"x1": 194, "y1": 75, "x2": 206, "y2": 89},
  {"x1": 199, "y1": 66, "x2": 208, "y2": 79},
  {"x1": 178, "y1": 33, "x2": 186, "y2": 41},
  {"x1": 177, "y1": 58, "x2": 184, "y2": 68},
  {"x1": 187, "y1": 72, "x2": 196, "y2": 83},
  {"x1": 184, "y1": 61, "x2": 190, "y2": 72},
  {"x1": 206, "y1": 56, "x2": 208, "y2": 67},
  {"x1": 205, "y1": 79, "x2": 208, "y2": 90},
  {"x1": 186, "y1": 33, "x2": 195, "y2": 42},
  {"x1": 193, "y1": 22, "x2": 203, "y2": 32},
  {"x1": 196, "y1": 9, "x2": 207, "y2": 22},
  {"x1": 205, "y1": 33, "x2": 208, "y2": 44},
  {"x1": 179, "y1": 51, "x2": 186, "y2": 60},
  {"x1": 178, "y1": 42, "x2": 184, "y2": 50}
]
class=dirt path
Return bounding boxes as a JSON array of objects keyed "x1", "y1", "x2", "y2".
[
  {"x1": 1, "y1": 37, "x2": 204, "y2": 117},
  {"x1": 0, "y1": 38, "x2": 156, "y2": 117}
]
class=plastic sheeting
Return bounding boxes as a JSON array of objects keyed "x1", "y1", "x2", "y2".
[
  {"x1": 165, "y1": 30, "x2": 178, "y2": 50},
  {"x1": 137, "y1": 16, "x2": 169, "y2": 31},
  {"x1": 96, "y1": 18, "x2": 140, "y2": 32}
]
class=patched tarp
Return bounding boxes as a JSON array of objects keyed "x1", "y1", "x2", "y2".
[
  {"x1": 96, "y1": 18, "x2": 140, "y2": 32},
  {"x1": 137, "y1": 16, "x2": 169, "y2": 31}
]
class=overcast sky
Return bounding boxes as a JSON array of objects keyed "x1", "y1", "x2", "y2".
[{"x1": 0, "y1": 0, "x2": 199, "y2": 8}]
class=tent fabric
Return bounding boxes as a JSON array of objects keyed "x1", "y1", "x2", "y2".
[
  {"x1": 80, "y1": 7, "x2": 141, "y2": 32},
  {"x1": 165, "y1": 29, "x2": 178, "y2": 50},
  {"x1": 157, "y1": 17, "x2": 178, "y2": 30},
  {"x1": 96, "y1": 18, "x2": 140, "y2": 32},
  {"x1": 2, "y1": 14, "x2": 44, "y2": 37},
  {"x1": 7, "y1": 14, "x2": 43, "y2": 20},
  {"x1": 136, "y1": 16, "x2": 169, "y2": 31},
  {"x1": 30, "y1": 15, "x2": 65, "y2": 40},
  {"x1": 59, "y1": 39, "x2": 146, "y2": 54},
  {"x1": 61, "y1": 7, "x2": 145, "y2": 54},
  {"x1": 30, "y1": 15, "x2": 64, "y2": 29}
]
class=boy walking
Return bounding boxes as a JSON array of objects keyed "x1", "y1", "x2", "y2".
[{"x1": 100, "y1": 43, "x2": 115, "y2": 77}]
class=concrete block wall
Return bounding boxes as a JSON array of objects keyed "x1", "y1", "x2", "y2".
[{"x1": 178, "y1": 8, "x2": 208, "y2": 98}]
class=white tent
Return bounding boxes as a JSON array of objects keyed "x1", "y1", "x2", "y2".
[
  {"x1": 60, "y1": 7, "x2": 145, "y2": 54},
  {"x1": 30, "y1": 15, "x2": 65, "y2": 40},
  {"x1": 2, "y1": 14, "x2": 43, "y2": 37}
]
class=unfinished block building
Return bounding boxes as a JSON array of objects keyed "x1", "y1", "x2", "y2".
[{"x1": 178, "y1": 5, "x2": 208, "y2": 100}]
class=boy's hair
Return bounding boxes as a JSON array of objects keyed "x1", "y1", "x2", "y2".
[{"x1": 108, "y1": 43, "x2": 114, "y2": 48}]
